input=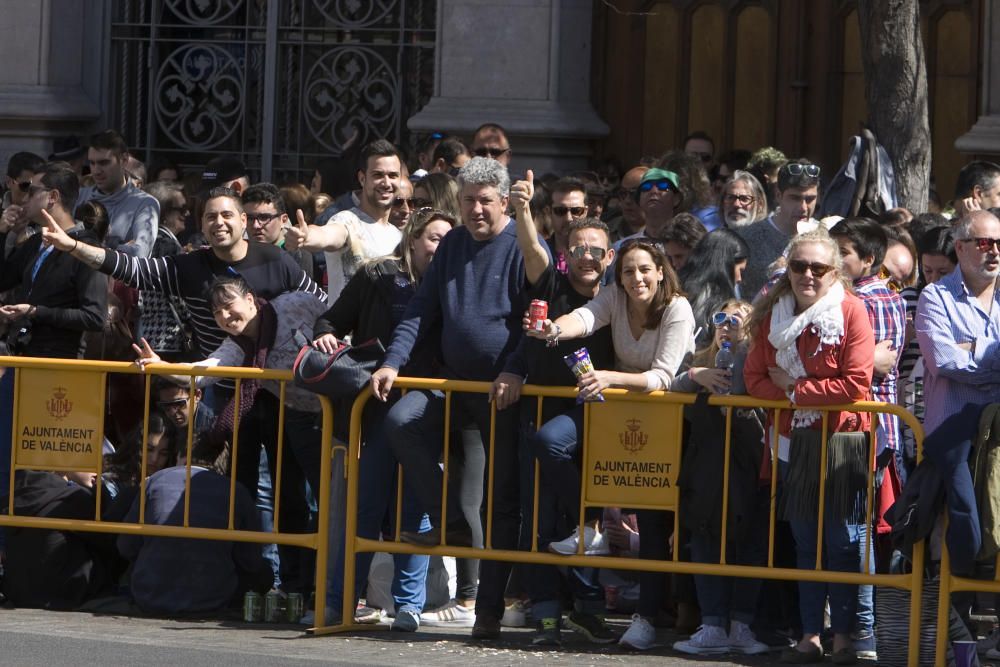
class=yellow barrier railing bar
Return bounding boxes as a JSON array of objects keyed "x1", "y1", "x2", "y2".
[
  {"x1": 719, "y1": 405, "x2": 733, "y2": 565},
  {"x1": 7, "y1": 368, "x2": 17, "y2": 517},
  {"x1": 532, "y1": 396, "x2": 543, "y2": 554},
  {"x1": 816, "y1": 412, "x2": 829, "y2": 571},
  {"x1": 312, "y1": 395, "x2": 335, "y2": 631},
  {"x1": 226, "y1": 378, "x2": 242, "y2": 532},
  {"x1": 485, "y1": 399, "x2": 497, "y2": 550},
  {"x1": 138, "y1": 376, "x2": 152, "y2": 524},
  {"x1": 273, "y1": 381, "x2": 287, "y2": 533},
  {"x1": 440, "y1": 391, "x2": 452, "y2": 546},
  {"x1": 768, "y1": 407, "x2": 780, "y2": 568}
]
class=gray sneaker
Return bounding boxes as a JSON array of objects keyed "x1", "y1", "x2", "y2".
[{"x1": 391, "y1": 608, "x2": 420, "y2": 632}]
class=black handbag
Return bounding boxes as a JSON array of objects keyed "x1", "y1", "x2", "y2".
[{"x1": 291, "y1": 330, "x2": 385, "y2": 399}]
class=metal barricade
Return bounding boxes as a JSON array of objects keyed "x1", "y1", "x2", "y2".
[
  {"x1": 0, "y1": 356, "x2": 336, "y2": 629},
  {"x1": 321, "y1": 376, "x2": 931, "y2": 667}
]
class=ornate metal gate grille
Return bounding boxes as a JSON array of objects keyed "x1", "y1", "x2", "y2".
[{"x1": 108, "y1": 0, "x2": 436, "y2": 184}]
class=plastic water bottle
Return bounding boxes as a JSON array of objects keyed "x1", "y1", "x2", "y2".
[{"x1": 715, "y1": 341, "x2": 734, "y2": 395}]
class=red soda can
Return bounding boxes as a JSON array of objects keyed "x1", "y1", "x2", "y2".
[{"x1": 529, "y1": 299, "x2": 548, "y2": 332}]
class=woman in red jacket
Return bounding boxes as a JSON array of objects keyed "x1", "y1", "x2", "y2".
[{"x1": 744, "y1": 229, "x2": 875, "y2": 665}]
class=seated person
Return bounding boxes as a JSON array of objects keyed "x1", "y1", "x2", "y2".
[
  {"x1": 117, "y1": 434, "x2": 272, "y2": 614},
  {"x1": 103, "y1": 411, "x2": 176, "y2": 499},
  {"x1": 3, "y1": 469, "x2": 122, "y2": 609}
]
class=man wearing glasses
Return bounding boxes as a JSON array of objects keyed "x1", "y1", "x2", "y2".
[
  {"x1": 915, "y1": 209, "x2": 1000, "y2": 579},
  {"x1": 155, "y1": 374, "x2": 215, "y2": 436},
  {"x1": 718, "y1": 171, "x2": 768, "y2": 229},
  {"x1": 470, "y1": 123, "x2": 512, "y2": 167},
  {"x1": 241, "y1": 183, "x2": 313, "y2": 278},
  {"x1": 1, "y1": 152, "x2": 46, "y2": 252},
  {"x1": 545, "y1": 177, "x2": 590, "y2": 275},
  {"x1": 735, "y1": 159, "x2": 821, "y2": 298}
]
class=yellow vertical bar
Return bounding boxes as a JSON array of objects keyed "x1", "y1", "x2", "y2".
[
  {"x1": 768, "y1": 408, "x2": 781, "y2": 568},
  {"x1": 577, "y1": 401, "x2": 589, "y2": 556},
  {"x1": 7, "y1": 368, "x2": 17, "y2": 516},
  {"x1": 485, "y1": 398, "x2": 497, "y2": 549},
  {"x1": 815, "y1": 412, "x2": 830, "y2": 570},
  {"x1": 226, "y1": 379, "x2": 242, "y2": 531},
  {"x1": 138, "y1": 374, "x2": 152, "y2": 524},
  {"x1": 272, "y1": 383, "x2": 286, "y2": 534},
  {"x1": 863, "y1": 426, "x2": 876, "y2": 577},
  {"x1": 907, "y1": 535, "x2": 925, "y2": 667},
  {"x1": 312, "y1": 396, "x2": 334, "y2": 630},
  {"x1": 673, "y1": 406, "x2": 682, "y2": 562},
  {"x1": 719, "y1": 404, "x2": 733, "y2": 565},
  {"x1": 341, "y1": 392, "x2": 369, "y2": 628},
  {"x1": 440, "y1": 391, "x2": 452, "y2": 543},
  {"x1": 394, "y1": 464, "x2": 404, "y2": 541},
  {"x1": 935, "y1": 516, "x2": 952, "y2": 667},
  {"x1": 532, "y1": 395, "x2": 543, "y2": 553},
  {"x1": 183, "y1": 375, "x2": 196, "y2": 485}
]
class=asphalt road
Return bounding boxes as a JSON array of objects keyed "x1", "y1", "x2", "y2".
[{"x1": 0, "y1": 608, "x2": 785, "y2": 667}]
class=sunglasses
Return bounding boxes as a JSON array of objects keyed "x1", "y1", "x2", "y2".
[
  {"x1": 157, "y1": 398, "x2": 189, "y2": 410},
  {"x1": 411, "y1": 197, "x2": 432, "y2": 209},
  {"x1": 783, "y1": 163, "x2": 821, "y2": 178},
  {"x1": 712, "y1": 312, "x2": 743, "y2": 328},
  {"x1": 27, "y1": 185, "x2": 51, "y2": 197},
  {"x1": 473, "y1": 147, "x2": 510, "y2": 158},
  {"x1": 961, "y1": 236, "x2": 1000, "y2": 252},
  {"x1": 567, "y1": 245, "x2": 608, "y2": 261},
  {"x1": 787, "y1": 259, "x2": 834, "y2": 277},
  {"x1": 392, "y1": 197, "x2": 413, "y2": 208},
  {"x1": 246, "y1": 211, "x2": 281, "y2": 225},
  {"x1": 638, "y1": 179, "x2": 674, "y2": 193},
  {"x1": 723, "y1": 194, "x2": 754, "y2": 206},
  {"x1": 552, "y1": 205, "x2": 587, "y2": 217},
  {"x1": 13, "y1": 180, "x2": 31, "y2": 192}
]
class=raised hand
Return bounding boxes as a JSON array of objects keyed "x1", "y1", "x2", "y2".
[
  {"x1": 39, "y1": 209, "x2": 75, "y2": 252},
  {"x1": 132, "y1": 337, "x2": 163, "y2": 371},
  {"x1": 510, "y1": 169, "x2": 534, "y2": 213},
  {"x1": 284, "y1": 209, "x2": 310, "y2": 251}
]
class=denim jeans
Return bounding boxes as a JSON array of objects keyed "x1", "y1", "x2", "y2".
[
  {"x1": 327, "y1": 400, "x2": 430, "y2": 615},
  {"x1": 689, "y1": 485, "x2": 769, "y2": 628},
  {"x1": 780, "y1": 462, "x2": 873, "y2": 635},
  {"x1": 386, "y1": 389, "x2": 521, "y2": 619}
]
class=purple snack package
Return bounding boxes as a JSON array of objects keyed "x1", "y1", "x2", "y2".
[{"x1": 563, "y1": 347, "x2": 606, "y2": 403}]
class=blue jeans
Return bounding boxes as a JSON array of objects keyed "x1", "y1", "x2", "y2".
[
  {"x1": 327, "y1": 401, "x2": 430, "y2": 615},
  {"x1": 780, "y1": 462, "x2": 873, "y2": 635},
  {"x1": 689, "y1": 485, "x2": 769, "y2": 628},
  {"x1": 525, "y1": 404, "x2": 603, "y2": 618},
  {"x1": 386, "y1": 388, "x2": 521, "y2": 619}
]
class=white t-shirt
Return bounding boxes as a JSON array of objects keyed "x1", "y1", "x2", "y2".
[{"x1": 324, "y1": 207, "x2": 402, "y2": 302}]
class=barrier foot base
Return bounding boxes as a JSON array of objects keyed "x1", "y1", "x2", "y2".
[{"x1": 307, "y1": 622, "x2": 385, "y2": 636}]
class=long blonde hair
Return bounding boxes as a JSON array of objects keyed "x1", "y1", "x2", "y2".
[
  {"x1": 692, "y1": 299, "x2": 752, "y2": 367},
  {"x1": 748, "y1": 229, "x2": 852, "y2": 339}
]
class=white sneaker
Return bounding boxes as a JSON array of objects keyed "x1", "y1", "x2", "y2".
[
  {"x1": 673, "y1": 624, "x2": 729, "y2": 655},
  {"x1": 980, "y1": 626, "x2": 1000, "y2": 654},
  {"x1": 727, "y1": 621, "x2": 769, "y2": 655},
  {"x1": 619, "y1": 614, "x2": 658, "y2": 650},
  {"x1": 548, "y1": 526, "x2": 611, "y2": 556},
  {"x1": 419, "y1": 600, "x2": 475, "y2": 627},
  {"x1": 500, "y1": 599, "x2": 531, "y2": 628}
]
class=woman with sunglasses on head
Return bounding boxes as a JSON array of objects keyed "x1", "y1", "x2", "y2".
[
  {"x1": 526, "y1": 238, "x2": 696, "y2": 651},
  {"x1": 744, "y1": 229, "x2": 876, "y2": 664},
  {"x1": 312, "y1": 208, "x2": 458, "y2": 631},
  {"x1": 669, "y1": 300, "x2": 772, "y2": 656}
]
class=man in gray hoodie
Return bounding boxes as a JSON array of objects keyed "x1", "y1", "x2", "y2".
[{"x1": 75, "y1": 130, "x2": 159, "y2": 257}]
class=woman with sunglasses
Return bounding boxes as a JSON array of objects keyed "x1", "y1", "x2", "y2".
[
  {"x1": 526, "y1": 238, "x2": 696, "y2": 650},
  {"x1": 669, "y1": 300, "x2": 773, "y2": 655},
  {"x1": 744, "y1": 229, "x2": 876, "y2": 664}
]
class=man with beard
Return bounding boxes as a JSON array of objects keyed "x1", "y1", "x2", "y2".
[
  {"x1": 286, "y1": 140, "x2": 403, "y2": 301},
  {"x1": 719, "y1": 171, "x2": 768, "y2": 229}
]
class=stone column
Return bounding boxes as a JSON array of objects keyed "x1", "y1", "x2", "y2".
[
  {"x1": 956, "y1": 1, "x2": 1000, "y2": 154},
  {"x1": 407, "y1": 0, "x2": 609, "y2": 173},
  {"x1": 0, "y1": 0, "x2": 105, "y2": 166}
]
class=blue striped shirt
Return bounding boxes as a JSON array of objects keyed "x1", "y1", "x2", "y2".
[{"x1": 915, "y1": 266, "x2": 1000, "y2": 432}]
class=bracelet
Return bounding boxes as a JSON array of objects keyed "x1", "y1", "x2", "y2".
[
  {"x1": 71, "y1": 238, "x2": 79, "y2": 253},
  {"x1": 545, "y1": 323, "x2": 562, "y2": 348}
]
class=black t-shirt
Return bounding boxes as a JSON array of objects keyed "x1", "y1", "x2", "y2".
[{"x1": 507, "y1": 263, "x2": 614, "y2": 388}]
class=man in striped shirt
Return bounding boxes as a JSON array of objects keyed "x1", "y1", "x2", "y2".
[{"x1": 41, "y1": 186, "x2": 326, "y2": 361}]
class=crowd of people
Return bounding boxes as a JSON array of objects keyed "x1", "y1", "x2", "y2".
[{"x1": 1, "y1": 124, "x2": 998, "y2": 663}]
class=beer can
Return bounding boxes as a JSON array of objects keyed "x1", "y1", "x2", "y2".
[
  {"x1": 529, "y1": 299, "x2": 548, "y2": 332},
  {"x1": 265, "y1": 590, "x2": 285, "y2": 623},
  {"x1": 286, "y1": 592, "x2": 304, "y2": 623},
  {"x1": 243, "y1": 591, "x2": 263, "y2": 622}
]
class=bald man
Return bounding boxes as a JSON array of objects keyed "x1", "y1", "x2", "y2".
[{"x1": 606, "y1": 166, "x2": 648, "y2": 243}]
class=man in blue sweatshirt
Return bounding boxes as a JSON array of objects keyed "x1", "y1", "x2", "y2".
[
  {"x1": 372, "y1": 156, "x2": 536, "y2": 640},
  {"x1": 75, "y1": 130, "x2": 159, "y2": 258}
]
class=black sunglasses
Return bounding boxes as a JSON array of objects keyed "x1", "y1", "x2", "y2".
[
  {"x1": 551, "y1": 205, "x2": 587, "y2": 217},
  {"x1": 567, "y1": 245, "x2": 608, "y2": 261},
  {"x1": 392, "y1": 197, "x2": 413, "y2": 208},
  {"x1": 787, "y1": 259, "x2": 834, "y2": 277},
  {"x1": 13, "y1": 180, "x2": 31, "y2": 192},
  {"x1": 473, "y1": 147, "x2": 510, "y2": 159}
]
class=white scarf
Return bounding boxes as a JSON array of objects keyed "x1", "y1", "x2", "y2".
[{"x1": 768, "y1": 281, "x2": 846, "y2": 427}]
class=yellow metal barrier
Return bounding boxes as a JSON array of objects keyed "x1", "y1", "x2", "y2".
[
  {"x1": 0, "y1": 356, "x2": 335, "y2": 630},
  {"x1": 323, "y1": 376, "x2": 935, "y2": 667}
]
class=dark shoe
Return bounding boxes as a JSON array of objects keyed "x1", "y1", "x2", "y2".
[
  {"x1": 564, "y1": 610, "x2": 618, "y2": 644},
  {"x1": 779, "y1": 644, "x2": 825, "y2": 664},
  {"x1": 851, "y1": 631, "x2": 876, "y2": 660},
  {"x1": 531, "y1": 617, "x2": 561, "y2": 647},
  {"x1": 471, "y1": 613, "x2": 502, "y2": 640},
  {"x1": 830, "y1": 647, "x2": 857, "y2": 665}
]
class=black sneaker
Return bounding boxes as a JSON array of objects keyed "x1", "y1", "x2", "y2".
[
  {"x1": 532, "y1": 617, "x2": 562, "y2": 647},
  {"x1": 471, "y1": 613, "x2": 502, "y2": 640},
  {"x1": 564, "y1": 610, "x2": 618, "y2": 644}
]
